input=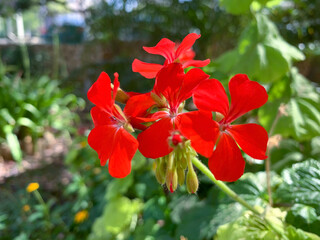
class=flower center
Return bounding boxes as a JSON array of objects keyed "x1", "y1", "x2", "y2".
[{"x1": 219, "y1": 123, "x2": 230, "y2": 132}]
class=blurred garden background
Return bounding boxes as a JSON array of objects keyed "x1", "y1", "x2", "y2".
[{"x1": 0, "y1": 0, "x2": 320, "y2": 239}]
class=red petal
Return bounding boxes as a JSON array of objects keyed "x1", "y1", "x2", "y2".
[
  {"x1": 132, "y1": 59, "x2": 163, "y2": 79},
  {"x1": 228, "y1": 124, "x2": 268, "y2": 160},
  {"x1": 178, "y1": 68, "x2": 209, "y2": 103},
  {"x1": 177, "y1": 111, "x2": 219, "y2": 158},
  {"x1": 182, "y1": 59, "x2": 211, "y2": 69},
  {"x1": 179, "y1": 49, "x2": 196, "y2": 63},
  {"x1": 124, "y1": 93, "x2": 157, "y2": 130},
  {"x1": 124, "y1": 93, "x2": 156, "y2": 118},
  {"x1": 109, "y1": 128, "x2": 138, "y2": 178},
  {"x1": 193, "y1": 79, "x2": 229, "y2": 117},
  {"x1": 87, "y1": 72, "x2": 112, "y2": 111},
  {"x1": 150, "y1": 111, "x2": 170, "y2": 120},
  {"x1": 91, "y1": 106, "x2": 112, "y2": 126},
  {"x1": 143, "y1": 38, "x2": 176, "y2": 62},
  {"x1": 88, "y1": 125, "x2": 117, "y2": 166},
  {"x1": 137, "y1": 117, "x2": 173, "y2": 159},
  {"x1": 175, "y1": 33, "x2": 200, "y2": 59},
  {"x1": 226, "y1": 74, "x2": 268, "y2": 123},
  {"x1": 209, "y1": 133, "x2": 245, "y2": 182},
  {"x1": 154, "y1": 63, "x2": 184, "y2": 104},
  {"x1": 88, "y1": 125, "x2": 138, "y2": 178}
]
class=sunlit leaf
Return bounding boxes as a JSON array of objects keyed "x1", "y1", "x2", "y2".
[
  {"x1": 286, "y1": 204, "x2": 320, "y2": 235},
  {"x1": 216, "y1": 14, "x2": 304, "y2": 83},
  {"x1": 3, "y1": 125, "x2": 22, "y2": 162},
  {"x1": 219, "y1": 0, "x2": 253, "y2": 15},
  {"x1": 89, "y1": 197, "x2": 143, "y2": 240},
  {"x1": 275, "y1": 160, "x2": 320, "y2": 212}
]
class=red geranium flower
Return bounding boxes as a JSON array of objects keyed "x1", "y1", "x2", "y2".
[
  {"x1": 181, "y1": 74, "x2": 269, "y2": 182},
  {"x1": 87, "y1": 72, "x2": 139, "y2": 178},
  {"x1": 137, "y1": 63, "x2": 210, "y2": 158},
  {"x1": 132, "y1": 33, "x2": 210, "y2": 79}
]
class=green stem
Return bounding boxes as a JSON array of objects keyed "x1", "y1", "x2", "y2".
[
  {"x1": 33, "y1": 190, "x2": 51, "y2": 228},
  {"x1": 266, "y1": 104, "x2": 284, "y2": 206},
  {"x1": 192, "y1": 157, "x2": 262, "y2": 215},
  {"x1": 20, "y1": 43, "x2": 30, "y2": 81},
  {"x1": 192, "y1": 157, "x2": 285, "y2": 238}
]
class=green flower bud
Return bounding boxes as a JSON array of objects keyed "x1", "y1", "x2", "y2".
[
  {"x1": 186, "y1": 167, "x2": 199, "y2": 194},
  {"x1": 155, "y1": 163, "x2": 165, "y2": 184},
  {"x1": 166, "y1": 168, "x2": 178, "y2": 193},
  {"x1": 177, "y1": 167, "x2": 185, "y2": 186},
  {"x1": 180, "y1": 154, "x2": 188, "y2": 169},
  {"x1": 160, "y1": 158, "x2": 167, "y2": 176}
]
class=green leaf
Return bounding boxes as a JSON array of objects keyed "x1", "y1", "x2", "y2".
[
  {"x1": 105, "y1": 174, "x2": 134, "y2": 200},
  {"x1": 259, "y1": 68, "x2": 320, "y2": 141},
  {"x1": 3, "y1": 125, "x2": 22, "y2": 162},
  {"x1": 270, "y1": 139, "x2": 303, "y2": 172},
  {"x1": 230, "y1": 172, "x2": 281, "y2": 205},
  {"x1": 286, "y1": 226, "x2": 320, "y2": 240},
  {"x1": 22, "y1": 103, "x2": 41, "y2": 118},
  {"x1": 89, "y1": 197, "x2": 143, "y2": 240},
  {"x1": 13, "y1": 233, "x2": 29, "y2": 240},
  {"x1": 215, "y1": 208, "x2": 286, "y2": 240},
  {"x1": 311, "y1": 137, "x2": 320, "y2": 157},
  {"x1": 173, "y1": 201, "x2": 216, "y2": 239},
  {"x1": 216, "y1": 14, "x2": 304, "y2": 83},
  {"x1": 17, "y1": 117, "x2": 37, "y2": 129},
  {"x1": 286, "y1": 204, "x2": 320, "y2": 235},
  {"x1": 289, "y1": 98, "x2": 320, "y2": 140},
  {"x1": 0, "y1": 108, "x2": 15, "y2": 125},
  {"x1": 170, "y1": 195, "x2": 243, "y2": 239},
  {"x1": 275, "y1": 160, "x2": 320, "y2": 211},
  {"x1": 219, "y1": 0, "x2": 253, "y2": 15}
]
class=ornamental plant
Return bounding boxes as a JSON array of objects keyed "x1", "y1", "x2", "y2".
[{"x1": 87, "y1": 33, "x2": 268, "y2": 194}]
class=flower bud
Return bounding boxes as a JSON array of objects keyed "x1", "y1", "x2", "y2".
[
  {"x1": 177, "y1": 167, "x2": 185, "y2": 186},
  {"x1": 166, "y1": 168, "x2": 178, "y2": 193},
  {"x1": 186, "y1": 167, "x2": 199, "y2": 194},
  {"x1": 155, "y1": 163, "x2": 166, "y2": 185},
  {"x1": 180, "y1": 154, "x2": 188, "y2": 169}
]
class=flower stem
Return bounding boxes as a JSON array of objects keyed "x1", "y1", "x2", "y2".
[
  {"x1": 192, "y1": 157, "x2": 286, "y2": 238},
  {"x1": 192, "y1": 157, "x2": 262, "y2": 216},
  {"x1": 266, "y1": 103, "x2": 285, "y2": 206},
  {"x1": 33, "y1": 190, "x2": 51, "y2": 229}
]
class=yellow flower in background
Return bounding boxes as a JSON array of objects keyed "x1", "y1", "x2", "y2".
[
  {"x1": 26, "y1": 182, "x2": 39, "y2": 193},
  {"x1": 80, "y1": 141, "x2": 87, "y2": 148},
  {"x1": 23, "y1": 204, "x2": 30, "y2": 212},
  {"x1": 74, "y1": 210, "x2": 89, "y2": 223}
]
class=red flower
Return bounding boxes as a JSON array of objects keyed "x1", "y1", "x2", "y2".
[
  {"x1": 132, "y1": 33, "x2": 210, "y2": 79},
  {"x1": 87, "y1": 72, "x2": 138, "y2": 178},
  {"x1": 137, "y1": 63, "x2": 210, "y2": 158},
  {"x1": 123, "y1": 92, "x2": 158, "y2": 131},
  {"x1": 181, "y1": 74, "x2": 269, "y2": 182}
]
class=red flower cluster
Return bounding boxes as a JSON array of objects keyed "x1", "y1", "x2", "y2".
[{"x1": 87, "y1": 34, "x2": 268, "y2": 186}]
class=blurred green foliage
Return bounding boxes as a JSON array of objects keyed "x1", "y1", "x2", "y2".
[
  {"x1": 0, "y1": 0, "x2": 66, "y2": 17},
  {"x1": 0, "y1": 62, "x2": 84, "y2": 162},
  {"x1": 0, "y1": 0, "x2": 320, "y2": 239}
]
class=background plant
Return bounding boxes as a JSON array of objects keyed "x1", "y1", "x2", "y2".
[
  {"x1": 0, "y1": 62, "x2": 85, "y2": 162},
  {"x1": 0, "y1": 0, "x2": 319, "y2": 239}
]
